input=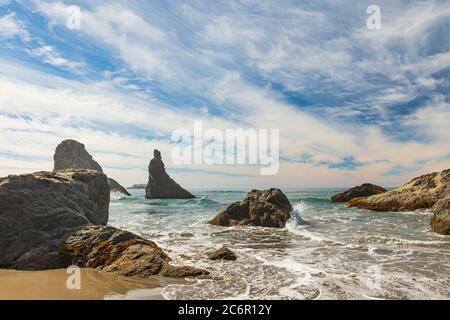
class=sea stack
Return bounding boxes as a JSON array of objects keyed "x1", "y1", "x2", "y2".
[
  {"x1": 145, "y1": 149, "x2": 194, "y2": 199},
  {"x1": 209, "y1": 188, "x2": 292, "y2": 228},
  {"x1": 53, "y1": 139, "x2": 131, "y2": 196}
]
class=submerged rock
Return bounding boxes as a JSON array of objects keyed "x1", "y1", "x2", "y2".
[
  {"x1": 207, "y1": 247, "x2": 237, "y2": 261},
  {"x1": 53, "y1": 139, "x2": 130, "y2": 196},
  {"x1": 348, "y1": 169, "x2": 450, "y2": 212},
  {"x1": 0, "y1": 169, "x2": 110, "y2": 269},
  {"x1": 145, "y1": 149, "x2": 194, "y2": 199},
  {"x1": 430, "y1": 198, "x2": 450, "y2": 235},
  {"x1": 209, "y1": 188, "x2": 292, "y2": 228},
  {"x1": 331, "y1": 183, "x2": 386, "y2": 202}
]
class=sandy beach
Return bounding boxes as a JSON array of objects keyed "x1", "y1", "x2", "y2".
[{"x1": 0, "y1": 268, "x2": 179, "y2": 300}]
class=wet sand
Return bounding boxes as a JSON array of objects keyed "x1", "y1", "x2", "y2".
[{"x1": 0, "y1": 269, "x2": 179, "y2": 300}]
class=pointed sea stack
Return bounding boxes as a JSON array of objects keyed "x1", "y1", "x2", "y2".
[
  {"x1": 53, "y1": 139, "x2": 131, "y2": 196},
  {"x1": 145, "y1": 149, "x2": 195, "y2": 199}
]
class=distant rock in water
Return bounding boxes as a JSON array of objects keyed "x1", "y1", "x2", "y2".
[
  {"x1": 0, "y1": 169, "x2": 208, "y2": 278},
  {"x1": 53, "y1": 139, "x2": 130, "y2": 196},
  {"x1": 331, "y1": 183, "x2": 386, "y2": 202},
  {"x1": 128, "y1": 184, "x2": 146, "y2": 189},
  {"x1": 430, "y1": 198, "x2": 450, "y2": 235},
  {"x1": 209, "y1": 188, "x2": 292, "y2": 228},
  {"x1": 348, "y1": 169, "x2": 449, "y2": 212},
  {"x1": 145, "y1": 149, "x2": 194, "y2": 199},
  {"x1": 0, "y1": 169, "x2": 110, "y2": 269}
]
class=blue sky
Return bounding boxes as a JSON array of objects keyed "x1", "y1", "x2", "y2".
[{"x1": 0, "y1": 0, "x2": 449, "y2": 188}]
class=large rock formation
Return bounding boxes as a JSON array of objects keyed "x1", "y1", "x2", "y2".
[
  {"x1": 348, "y1": 169, "x2": 450, "y2": 212},
  {"x1": 331, "y1": 183, "x2": 386, "y2": 202},
  {"x1": 145, "y1": 149, "x2": 194, "y2": 199},
  {"x1": 209, "y1": 188, "x2": 292, "y2": 228},
  {"x1": 0, "y1": 169, "x2": 109, "y2": 269},
  {"x1": 346, "y1": 169, "x2": 450, "y2": 235},
  {"x1": 0, "y1": 169, "x2": 208, "y2": 278},
  {"x1": 430, "y1": 198, "x2": 450, "y2": 235},
  {"x1": 53, "y1": 139, "x2": 131, "y2": 196}
]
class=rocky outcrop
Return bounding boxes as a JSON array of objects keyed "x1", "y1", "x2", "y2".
[
  {"x1": 53, "y1": 139, "x2": 130, "y2": 196},
  {"x1": 331, "y1": 183, "x2": 386, "y2": 202},
  {"x1": 209, "y1": 188, "x2": 292, "y2": 228},
  {"x1": 63, "y1": 225, "x2": 208, "y2": 278},
  {"x1": 348, "y1": 169, "x2": 450, "y2": 212},
  {"x1": 0, "y1": 169, "x2": 110, "y2": 269},
  {"x1": 430, "y1": 198, "x2": 450, "y2": 235},
  {"x1": 0, "y1": 169, "x2": 208, "y2": 278},
  {"x1": 145, "y1": 149, "x2": 194, "y2": 199},
  {"x1": 207, "y1": 247, "x2": 237, "y2": 261}
]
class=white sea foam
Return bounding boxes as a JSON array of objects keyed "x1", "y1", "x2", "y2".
[
  {"x1": 289, "y1": 202, "x2": 310, "y2": 225},
  {"x1": 107, "y1": 189, "x2": 450, "y2": 300}
]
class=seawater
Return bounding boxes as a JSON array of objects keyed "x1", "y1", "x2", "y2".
[{"x1": 108, "y1": 189, "x2": 450, "y2": 300}]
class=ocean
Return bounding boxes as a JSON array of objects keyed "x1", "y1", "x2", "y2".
[{"x1": 108, "y1": 189, "x2": 450, "y2": 300}]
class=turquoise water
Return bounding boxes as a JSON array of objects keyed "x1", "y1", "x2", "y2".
[{"x1": 108, "y1": 189, "x2": 450, "y2": 300}]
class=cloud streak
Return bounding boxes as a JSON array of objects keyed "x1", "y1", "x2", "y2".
[{"x1": 0, "y1": 0, "x2": 448, "y2": 187}]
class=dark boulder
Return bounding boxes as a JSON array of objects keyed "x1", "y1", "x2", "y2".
[
  {"x1": 0, "y1": 169, "x2": 208, "y2": 278},
  {"x1": 331, "y1": 183, "x2": 386, "y2": 202},
  {"x1": 63, "y1": 225, "x2": 208, "y2": 278},
  {"x1": 209, "y1": 188, "x2": 292, "y2": 228},
  {"x1": 0, "y1": 169, "x2": 110, "y2": 269},
  {"x1": 206, "y1": 247, "x2": 237, "y2": 261},
  {"x1": 145, "y1": 149, "x2": 194, "y2": 199}
]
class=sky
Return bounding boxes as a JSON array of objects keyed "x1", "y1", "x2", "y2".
[{"x1": 0, "y1": 0, "x2": 449, "y2": 189}]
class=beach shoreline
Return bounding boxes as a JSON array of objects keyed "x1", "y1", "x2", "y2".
[{"x1": 0, "y1": 268, "x2": 179, "y2": 300}]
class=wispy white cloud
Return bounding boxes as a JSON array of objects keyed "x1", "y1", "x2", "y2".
[
  {"x1": 0, "y1": 0, "x2": 448, "y2": 187},
  {"x1": 0, "y1": 12, "x2": 30, "y2": 41}
]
